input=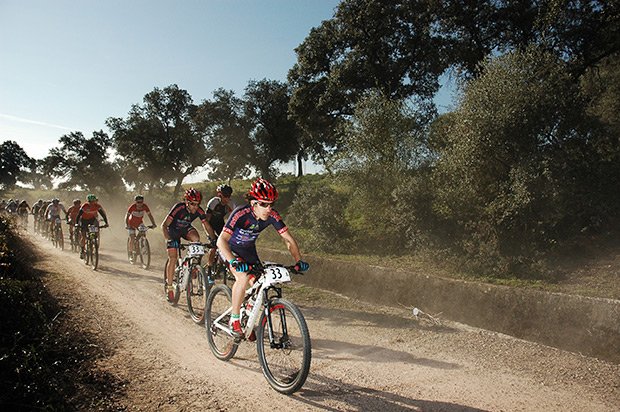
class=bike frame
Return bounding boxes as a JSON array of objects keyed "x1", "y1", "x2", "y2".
[{"x1": 212, "y1": 264, "x2": 291, "y2": 341}]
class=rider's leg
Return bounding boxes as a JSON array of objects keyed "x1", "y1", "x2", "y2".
[
  {"x1": 166, "y1": 247, "x2": 178, "y2": 286},
  {"x1": 128, "y1": 233, "x2": 136, "y2": 252}
]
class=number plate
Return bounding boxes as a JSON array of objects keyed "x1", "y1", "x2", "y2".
[
  {"x1": 138, "y1": 224, "x2": 148, "y2": 232},
  {"x1": 88, "y1": 225, "x2": 99, "y2": 233},
  {"x1": 188, "y1": 244, "x2": 204, "y2": 256},
  {"x1": 55, "y1": 218, "x2": 62, "y2": 224},
  {"x1": 264, "y1": 266, "x2": 291, "y2": 286}
]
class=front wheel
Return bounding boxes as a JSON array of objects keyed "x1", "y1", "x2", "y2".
[
  {"x1": 57, "y1": 227, "x2": 64, "y2": 250},
  {"x1": 187, "y1": 264, "x2": 209, "y2": 324},
  {"x1": 89, "y1": 237, "x2": 99, "y2": 270},
  {"x1": 205, "y1": 284, "x2": 238, "y2": 360},
  {"x1": 257, "y1": 298, "x2": 311, "y2": 394},
  {"x1": 138, "y1": 237, "x2": 150, "y2": 269}
]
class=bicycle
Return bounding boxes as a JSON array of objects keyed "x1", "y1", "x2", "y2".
[
  {"x1": 82, "y1": 224, "x2": 108, "y2": 270},
  {"x1": 50, "y1": 217, "x2": 64, "y2": 250},
  {"x1": 205, "y1": 262, "x2": 311, "y2": 394},
  {"x1": 127, "y1": 224, "x2": 155, "y2": 269},
  {"x1": 163, "y1": 241, "x2": 213, "y2": 324}
]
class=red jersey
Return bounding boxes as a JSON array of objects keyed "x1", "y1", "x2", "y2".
[
  {"x1": 80, "y1": 202, "x2": 104, "y2": 220},
  {"x1": 126, "y1": 202, "x2": 151, "y2": 227}
]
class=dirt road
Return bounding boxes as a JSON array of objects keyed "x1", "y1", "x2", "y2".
[{"x1": 29, "y1": 225, "x2": 620, "y2": 411}]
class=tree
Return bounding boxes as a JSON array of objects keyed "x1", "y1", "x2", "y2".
[
  {"x1": 288, "y1": 0, "x2": 620, "y2": 169},
  {"x1": 243, "y1": 79, "x2": 302, "y2": 178},
  {"x1": 427, "y1": 46, "x2": 620, "y2": 275},
  {"x1": 195, "y1": 88, "x2": 253, "y2": 182},
  {"x1": 42, "y1": 131, "x2": 123, "y2": 195},
  {"x1": 107, "y1": 84, "x2": 208, "y2": 198},
  {"x1": 0, "y1": 141, "x2": 33, "y2": 190}
]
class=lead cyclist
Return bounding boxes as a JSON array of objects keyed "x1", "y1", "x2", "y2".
[{"x1": 216, "y1": 178, "x2": 309, "y2": 339}]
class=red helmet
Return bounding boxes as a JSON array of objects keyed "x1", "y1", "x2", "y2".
[
  {"x1": 249, "y1": 178, "x2": 278, "y2": 202},
  {"x1": 184, "y1": 187, "x2": 202, "y2": 203}
]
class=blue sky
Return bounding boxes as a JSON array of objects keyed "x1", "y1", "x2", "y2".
[{"x1": 0, "y1": 0, "x2": 343, "y2": 163}]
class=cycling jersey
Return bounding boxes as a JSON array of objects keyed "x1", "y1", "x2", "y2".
[
  {"x1": 46, "y1": 203, "x2": 66, "y2": 219},
  {"x1": 66, "y1": 205, "x2": 81, "y2": 223},
  {"x1": 165, "y1": 202, "x2": 207, "y2": 242},
  {"x1": 126, "y1": 202, "x2": 151, "y2": 227},
  {"x1": 222, "y1": 204, "x2": 288, "y2": 263},
  {"x1": 206, "y1": 197, "x2": 236, "y2": 234},
  {"x1": 77, "y1": 202, "x2": 108, "y2": 223}
]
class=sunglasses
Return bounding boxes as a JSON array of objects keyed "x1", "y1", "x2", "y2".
[
  {"x1": 136, "y1": 201, "x2": 143, "y2": 204},
  {"x1": 188, "y1": 201, "x2": 200, "y2": 207},
  {"x1": 255, "y1": 201, "x2": 274, "y2": 208}
]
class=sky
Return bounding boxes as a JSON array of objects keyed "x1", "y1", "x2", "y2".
[{"x1": 0, "y1": 0, "x2": 454, "y2": 178}]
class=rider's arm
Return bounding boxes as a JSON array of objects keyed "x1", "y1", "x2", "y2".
[
  {"x1": 202, "y1": 216, "x2": 216, "y2": 240},
  {"x1": 147, "y1": 212, "x2": 156, "y2": 226},
  {"x1": 75, "y1": 208, "x2": 83, "y2": 225},
  {"x1": 216, "y1": 231, "x2": 235, "y2": 263},
  {"x1": 161, "y1": 216, "x2": 173, "y2": 241},
  {"x1": 125, "y1": 212, "x2": 130, "y2": 227},
  {"x1": 98, "y1": 208, "x2": 109, "y2": 225},
  {"x1": 280, "y1": 230, "x2": 302, "y2": 262}
]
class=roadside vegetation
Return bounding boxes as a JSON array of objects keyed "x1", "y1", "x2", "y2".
[{"x1": 0, "y1": 215, "x2": 118, "y2": 410}]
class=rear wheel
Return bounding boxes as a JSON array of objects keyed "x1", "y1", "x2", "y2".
[
  {"x1": 205, "y1": 284, "x2": 237, "y2": 360},
  {"x1": 257, "y1": 298, "x2": 311, "y2": 394},
  {"x1": 187, "y1": 264, "x2": 209, "y2": 324}
]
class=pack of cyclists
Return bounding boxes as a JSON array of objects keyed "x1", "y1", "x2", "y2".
[{"x1": 5, "y1": 178, "x2": 310, "y2": 337}]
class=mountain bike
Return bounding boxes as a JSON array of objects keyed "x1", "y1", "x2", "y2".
[
  {"x1": 127, "y1": 224, "x2": 156, "y2": 269},
  {"x1": 205, "y1": 262, "x2": 311, "y2": 394},
  {"x1": 83, "y1": 224, "x2": 108, "y2": 270},
  {"x1": 163, "y1": 242, "x2": 213, "y2": 324},
  {"x1": 50, "y1": 217, "x2": 64, "y2": 250}
]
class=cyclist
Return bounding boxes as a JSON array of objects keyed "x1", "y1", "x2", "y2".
[
  {"x1": 17, "y1": 200, "x2": 31, "y2": 226},
  {"x1": 162, "y1": 187, "x2": 215, "y2": 302},
  {"x1": 45, "y1": 198, "x2": 67, "y2": 238},
  {"x1": 6, "y1": 199, "x2": 18, "y2": 214},
  {"x1": 217, "y1": 178, "x2": 309, "y2": 338},
  {"x1": 125, "y1": 194, "x2": 157, "y2": 255},
  {"x1": 66, "y1": 199, "x2": 82, "y2": 245},
  {"x1": 75, "y1": 194, "x2": 109, "y2": 258},
  {"x1": 205, "y1": 184, "x2": 236, "y2": 277}
]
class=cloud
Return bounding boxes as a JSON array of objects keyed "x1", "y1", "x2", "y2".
[{"x1": 0, "y1": 113, "x2": 81, "y2": 132}]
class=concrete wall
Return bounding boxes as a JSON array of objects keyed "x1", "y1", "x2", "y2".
[{"x1": 258, "y1": 248, "x2": 620, "y2": 364}]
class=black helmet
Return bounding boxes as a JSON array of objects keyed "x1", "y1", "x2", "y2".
[
  {"x1": 134, "y1": 195, "x2": 144, "y2": 202},
  {"x1": 217, "y1": 184, "x2": 233, "y2": 196}
]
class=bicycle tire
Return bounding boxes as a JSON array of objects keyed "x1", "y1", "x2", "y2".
[
  {"x1": 163, "y1": 258, "x2": 181, "y2": 305},
  {"x1": 205, "y1": 284, "x2": 238, "y2": 360},
  {"x1": 90, "y1": 238, "x2": 99, "y2": 270},
  {"x1": 58, "y1": 227, "x2": 64, "y2": 250},
  {"x1": 187, "y1": 264, "x2": 209, "y2": 324},
  {"x1": 138, "y1": 237, "x2": 150, "y2": 269},
  {"x1": 256, "y1": 298, "x2": 311, "y2": 394}
]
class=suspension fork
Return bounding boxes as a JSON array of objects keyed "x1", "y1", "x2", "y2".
[{"x1": 263, "y1": 287, "x2": 287, "y2": 349}]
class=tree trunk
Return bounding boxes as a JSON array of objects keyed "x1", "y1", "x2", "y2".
[{"x1": 297, "y1": 152, "x2": 304, "y2": 177}]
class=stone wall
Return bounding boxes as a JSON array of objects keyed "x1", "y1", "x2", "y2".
[{"x1": 258, "y1": 248, "x2": 620, "y2": 364}]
